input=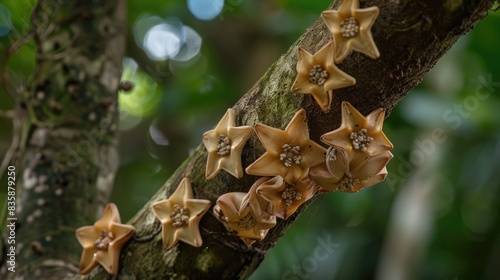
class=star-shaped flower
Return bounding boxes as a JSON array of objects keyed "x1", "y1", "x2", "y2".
[
  {"x1": 257, "y1": 175, "x2": 318, "y2": 220},
  {"x1": 245, "y1": 109, "x2": 327, "y2": 183},
  {"x1": 310, "y1": 150, "x2": 392, "y2": 192},
  {"x1": 308, "y1": 146, "x2": 348, "y2": 189},
  {"x1": 243, "y1": 177, "x2": 276, "y2": 218},
  {"x1": 321, "y1": 0, "x2": 380, "y2": 63},
  {"x1": 291, "y1": 42, "x2": 356, "y2": 112},
  {"x1": 203, "y1": 108, "x2": 254, "y2": 179},
  {"x1": 321, "y1": 102, "x2": 393, "y2": 175},
  {"x1": 214, "y1": 178, "x2": 277, "y2": 246},
  {"x1": 76, "y1": 203, "x2": 135, "y2": 275},
  {"x1": 152, "y1": 178, "x2": 211, "y2": 250}
]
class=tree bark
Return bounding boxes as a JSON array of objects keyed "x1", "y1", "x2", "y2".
[
  {"x1": 1, "y1": 0, "x2": 496, "y2": 279},
  {"x1": 0, "y1": 0, "x2": 126, "y2": 279}
]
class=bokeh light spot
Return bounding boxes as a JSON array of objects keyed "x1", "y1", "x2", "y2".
[
  {"x1": 133, "y1": 16, "x2": 202, "y2": 62},
  {"x1": 119, "y1": 108, "x2": 143, "y2": 131},
  {"x1": 120, "y1": 58, "x2": 162, "y2": 116},
  {"x1": 144, "y1": 23, "x2": 182, "y2": 60},
  {"x1": 172, "y1": 26, "x2": 202, "y2": 62},
  {"x1": 149, "y1": 122, "x2": 170, "y2": 146},
  {"x1": 187, "y1": 0, "x2": 224, "y2": 21}
]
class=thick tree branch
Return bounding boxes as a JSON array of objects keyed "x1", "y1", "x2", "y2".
[{"x1": 78, "y1": 0, "x2": 495, "y2": 279}]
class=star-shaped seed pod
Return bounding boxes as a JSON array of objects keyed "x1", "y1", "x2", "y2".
[
  {"x1": 257, "y1": 175, "x2": 319, "y2": 220},
  {"x1": 330, "y1": 151, "x2": 393, "y2": 192},
  {"x1": 321, "y1": 102, "x2": 393, "y2": 175},
  {"x1": 291, "y1": 42, "x2": 356, "y2": 112},
  {"x1": 321, "y1": 0, "x2": 380, "y2": 63},
  {"x1": 243, "y1": 177, "x2": 276, "y2": 217},
  {"x1": 310, "y1": 150, "x2": 392, "y2": 192},
  {"x1": 152, "y1": 178, "x2": 211, "y2": 250},
  {"x1": 308, "y1": 146, "x2": 348, "y2": 188},
  {"x1": 76, "y1": 203, "x2": 135, "y2": 275},
  {"x1": 245, "y1": 109, "x2": 327, "y2": 184},
  {"x1": 214, "y1": 177, "x2": 277, "y2": 246},
  {"x1": 203, "y1": 108, "x2": 254, "y2": 179}
]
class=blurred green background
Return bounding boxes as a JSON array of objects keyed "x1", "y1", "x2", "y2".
[{"x1": 1, "y1": 0, "x2": 500, "y2": 279}]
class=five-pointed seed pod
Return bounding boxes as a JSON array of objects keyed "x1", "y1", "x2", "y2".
[
  {"x1": 242, "y1": 177, "x2": 276, "y2": 217},
  {"x1": 245, "y1": 109, "x2": 327, "y2": 184},
  {"x1": 203, "y1": 108, "x2": 254, "y2": 179},
  {"x1": 291, "y1": 42, "x2": 356, "y2": 113},
  {"x1": 321, "y1": 0, "x2": 380, "y2": 63},
  {"x1": 321, "y1": 101, "x2": 393, "y2": 176},
  {"x1": 256, "y1": 175, "x2": 319, "y2": 220},
  {"x1": 309, "y1": 146, "x2": 349, "y2": 189},
  {"x1": 152, "y1": 178, "x2": 211, "y2": 250},
  {"x1": 214, "y1": 177, "x2": 277, "y2": 246},
  {"x1": 311, "y1": 150, "x2": 393, "y2": 192},
  {"x1": 76, "y1": 203, "x2": 135, "y2": 275}
]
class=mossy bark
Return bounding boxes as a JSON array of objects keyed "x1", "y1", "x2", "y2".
[
  {"x1": 0, "y1": 0, "x2": 126, "y2": 279},
  {"x1": 0, "y1": 0, "x2": 496, "y2": 279}
]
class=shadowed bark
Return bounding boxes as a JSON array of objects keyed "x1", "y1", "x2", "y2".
[{"x1": 0, "y1": 0, "x2": 496, "y2": 279}]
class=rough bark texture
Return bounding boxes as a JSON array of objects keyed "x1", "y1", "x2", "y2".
[
  {"x1": 0, "y1": 0, "x2": 496, "y2": 279},
  {"x1": 0, "y1": 0, "x2": 126, "y2": 279}
]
